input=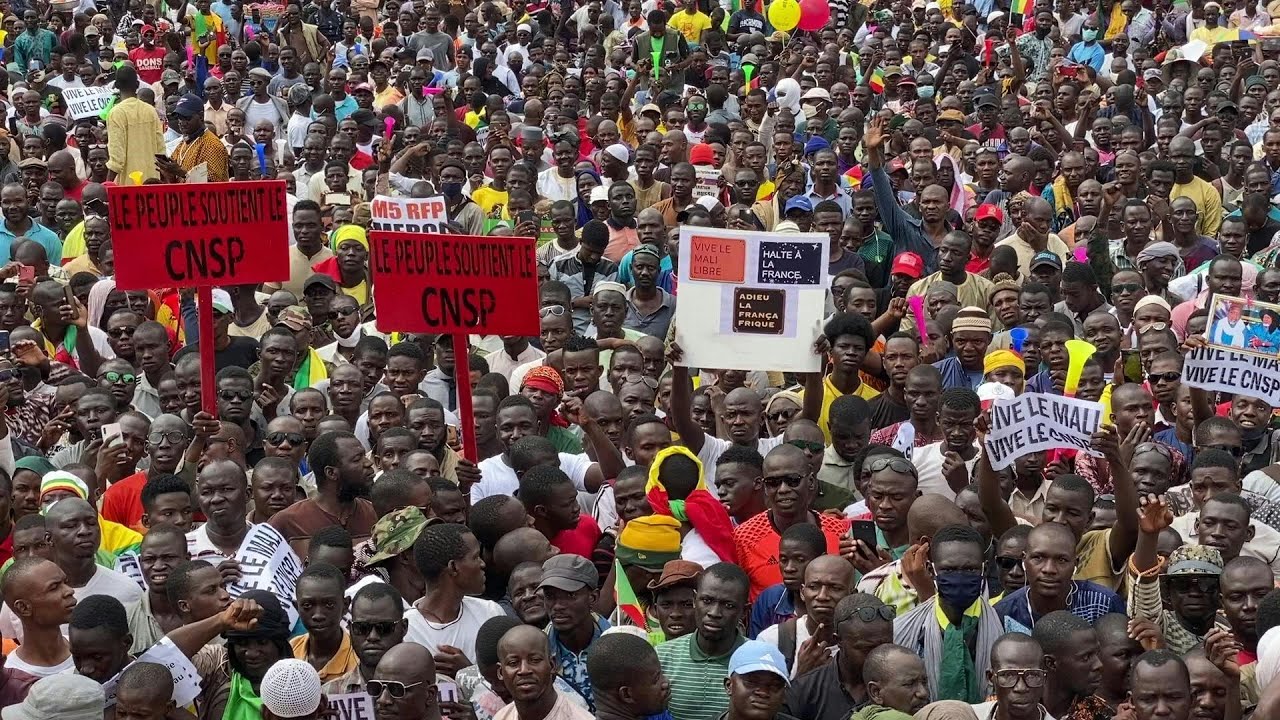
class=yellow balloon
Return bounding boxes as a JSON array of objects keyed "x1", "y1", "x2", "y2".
[{"x1": 768, "y1": 0, "x2": 801, "y2": 32}]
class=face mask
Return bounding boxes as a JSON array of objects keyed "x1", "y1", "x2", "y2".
[
  {"x1": 802, "y1": 102, "x2": 820, "y2": 118},
  {"x1": 934, "y1": 571, "x2": 985, "y2": 610},
  {"x1": 916, "y1": 85, "x2": 935, "y2": 100},
  {"x1": 441, "y1": 181, "x2": 464, "y2": 197},
  {"x1": 1082, "y1": 28, "x2": 1099, "y2": 41}
]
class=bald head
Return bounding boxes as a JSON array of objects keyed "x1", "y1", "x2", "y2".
[
  {"x1": 493, "y1": 527, "x2": 557, "y2": 575},
  {"x1": 498, "y1": 623, "x2": 552, "y2": 657},
  {"x1": 376, "y1": 642, "x2": 436, "y2": 684},
  {"x1": 906, "y1": 494, "x2": 969, "y2": 541}
]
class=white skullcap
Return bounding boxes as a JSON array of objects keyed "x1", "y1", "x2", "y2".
[
  {"x1": 261, "y1": 660, "x2": 323, "y2": 718},
  {"x1": 604, "y1": 143, "x2": 630, "y2": 163}
]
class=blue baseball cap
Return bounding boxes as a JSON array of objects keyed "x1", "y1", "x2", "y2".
[
  {"x1": 783, "y1": 196, "x2": 813, "y2": 215},
  {"x1": 728, "y1": 640, "x2": 790, "y2": 685}
]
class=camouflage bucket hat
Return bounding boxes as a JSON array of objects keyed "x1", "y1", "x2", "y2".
[
  {"x1": 365, "y1": 506, "x2": 435, "y2": 565},
  {"x1": 1163, "y1": 544, "x2": 1223, "y2": 576}
]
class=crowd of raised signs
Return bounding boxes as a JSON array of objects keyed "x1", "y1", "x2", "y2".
[{"x1": 15, "y1": 0, "x2": 1280, "y2": 718}]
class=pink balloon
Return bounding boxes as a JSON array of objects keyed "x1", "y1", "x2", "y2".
[{"x1": 796, "y1": 0, "x2": 830, "y2": 31}]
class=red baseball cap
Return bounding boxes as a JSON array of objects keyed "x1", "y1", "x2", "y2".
[
  {"x1": 975, "y1": 203, "x2": 1004, "y2": 224},
  {"x1": 140, "y1": 24, "x2": 156, "y2": 35},
  {"x1": 891, "y1": 252, "x2": 925, "y2": 279}
]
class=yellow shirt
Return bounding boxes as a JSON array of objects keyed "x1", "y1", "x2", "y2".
[
  {"x1": 105, "y1": 96, "x2": 167, "y2": 183},
  {"x1": 804, "y1": 374, "x2": 881, "y2": 442},
  {"x1": 669, "y1": 9, "x2": 711, "y2": 44},
  {"x1": 61, "y1": 220, "x2": 86, "y2": 261},
  {"x1": 1076, "y1": 527, "x2": 1121, "y2": 591},
  {"x1": 1172, "y1": 176, "x2": 1224, "y2": 237},
  {"x1": 290, "y1": 631, "x2": 360, "y2": 683},
  {"x1": 190, "y1": 12, "x2": 226, "y2": 64},
  {"x1": 471, "y1": 185, "x2": 510, "y2": 218}
]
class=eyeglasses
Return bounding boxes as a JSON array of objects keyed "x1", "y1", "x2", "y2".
[
  {"x1": 539, "y1": 304, "x2": 567, "y2": 317},
  {"x1": 100, "y1": 371, "x2": 137, "y2": 383},
  {"x1": 788, "y1": 439, "x2": 824, "y2": 454},
  {"x1": 995, "y1": 554, "x2": 1024, "y2": 570},
  {"x1": 834, "y1": 605, "x2": 895, "y2": 625},
  {"x1": 993, "y1": 668, "x2": 1047, "y2": 689},
  {"x1": 1203, "y1": 443, "x2": 1244, "y2": 459},
  {"x1": 768, "y1": 408, "x2": 800, "y2": 424},
  {"x1": 107, "y1": 326, "x2": 136, "y2": 338},
  {"x1": 1148, "y1": 371, "x2": 1181, "y2": 384},
  {"x1": 1166, "y1": 575, "x2": 1220, "y2": 593},
  {"x1": 219, "y1": 389, "x2": 253, "y2": 402},
  {"x1": 1112, "y1": 283, "x2": 1143, "y2": 295},
  {"x1": 332, "y1": 305, "x2": 360, "y2": 317},
  {"x1": 351, "y1": 620, "x2": 401, "y2": 637},
  {"x1": 762, "y1": 474, "x2": 806, "y2": 489},
  {"x1": 147, "y1": 430, "x2": 189, "y2": 446},
  {"x1": 867, "y1": 456, "x2": 919, "y2": 478},
  {"x1": 266, "y1": 431, "x2": 306, "y2": 446},
  {"x1": 366, "y1": 680, "x2": 423, "y2": 699},
  {"x1": 620, "y1": 373, "x2": 658, "y2": 390}
]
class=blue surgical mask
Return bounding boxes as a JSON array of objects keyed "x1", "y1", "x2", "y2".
[
  {"x1": 1082, "y1": 28, "x2": 1099, "y2": 41},
  {"x1": 934, "y1": 571, "x2": 985, "y2": 611},
  {"x1": 916, "y1": 85, "x2": 935, "y2": 100}
]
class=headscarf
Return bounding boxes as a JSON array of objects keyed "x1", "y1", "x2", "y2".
[
  {"x1": 776, "y1": 78, "x2": 802, "y2": 113},
  {"x1": 1136, "y1": 241, "x2": 1180, "y2": 267},
  {"x1": 15, "y1": 456, "x2": 54, "y2": 478},
  {"x1": 574, "y1": 168, "x2": 602, "y2": 227},
  {"x1": 224, "y1": 590, "x2": 293, "y2": 720},
  {"x1": 645, "y1": 446, "x2": 735, "y2": 562},
  {"x1": 914, "y1": 701, "x2": 979, "y2": 720},
  {"x1": 87, "y1": 276, "x2": 115, "y2": 330},
  {"x1": 933, "y1": 154, "x2": 972, "y2": 216}
]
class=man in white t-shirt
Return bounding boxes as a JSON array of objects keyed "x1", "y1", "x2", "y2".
[
  {"x1": 912, "y1": 389, "x2": 983, "y2": 499},
  {"x1": 403, "y1": 523, "x2": 505, "y2": 670},
  {"x1": 1, "y1": 557, "x2": 77, "y2": 677}
]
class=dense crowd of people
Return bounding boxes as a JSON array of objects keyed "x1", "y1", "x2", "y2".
[{"x1": 5, "y1": 0, "x2": 1280, "y2": 718}]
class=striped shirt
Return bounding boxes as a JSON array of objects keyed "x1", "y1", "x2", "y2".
[
  {"x1": 994, "y1": 581, "x2": 1126, "y2": 635},
  {"x1": 655, "y1": 632, "x2": 746, "y2": 720}
]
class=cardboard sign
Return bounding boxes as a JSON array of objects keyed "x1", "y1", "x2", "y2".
[
  {"x1": 226, "y1": 523, "x2": 305, "y2": 625},
  {"x1": 63, "y1": 86, "x2": 113, "y2": 120},
  {"x1": 107, "y1": 181, "x2": 289, "y2": 290},
  {"x1": 675, "y1": 226, "x2": 829, "y2": 372},
  {"x1": 323, "y1": 693, "x2": 376, "y2": 720},
  {"x1": 369, "y1": 195, "x2": 449, "y2": 233},
  {"x1": 370, "y1": 232, "x2": 539, "y2": 335},
  {"x1": 1184, "y1": 345, "x2": 1280, "y2": 406},
  {"x1": 983, "y1": 392, "x2": 1105, "y2": 470}
]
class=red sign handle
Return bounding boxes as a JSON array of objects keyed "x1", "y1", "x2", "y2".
[
  {"x1": 197, "y1": 286, "x2": 217, "y2": 417},
  {"x1": 452, "y1": 333, "x2": 477, "y2": 464}
]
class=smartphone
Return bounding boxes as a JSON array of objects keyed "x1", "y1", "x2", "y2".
[
  {"x1": 63, "y1": 284, "x2": 76, "y2": 308},
  {"x1": 0, "y1": 331, "x2": 10, "y2": 355},
  {"x1": 436, "y1": 680, "x2": 459, "y2": 704},
  {"x1": 1122, "y1": 349, "x2": 1143, "y2": 384},
  {"x1": 850, "y1": 520, "x2": 877, "y2": 551},
  {"x1": 517, "y1": 210, "x2": 536, "y2": 227},
  {"x1": 101, "y1": 422, "x2": 123, "y2": 447},
  {"x1": 17, "y1": 265, "x2": 33, "y2": 283}
]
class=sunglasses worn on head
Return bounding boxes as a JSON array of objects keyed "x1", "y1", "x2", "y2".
[
  {"x1": 867, "y1": 456, "x2": 918, "y2": 477},
  {"x1": 366, "y1": 680, "x2": 423, "y2": 699},
  {"x1": 835, "y1": 605, "x2": 895, "y2": 624}
]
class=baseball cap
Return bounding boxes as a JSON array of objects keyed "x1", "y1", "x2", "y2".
[
  {"x1": 938, "y1": 109, "x2": 966, "y2": 122},
  {"x1": 275, "y1": 305, "x2": 312, "y2": 331},
  {"x1": 288, "y1": 84, "x2": 312, "y2": 106},
  {"x1": 882, "y1": 65, "x2": 904, "y2": 78},
  {"x1": 1164, "y1": 544, "x2": 1224, "y2": 576},
  {"x1": 261, "y1": 660, "x2": 323, "y2": 719},
  {"x1": 647, "y1": 559, "x2": 703, "y2": 591},
  {"x1": 1143, "y1": 68, "x2": 1163, "y2": 83},
  {"x1": 689, "y1": 143, "x2": 715, "y2": 165},
  {"x1": 589, "y1": 186, "x2": 609, "y2": 204},
  {"x1": 1030, "y1": 251, "x2": 1063, "y2": 271},
  {"x1": 352, "y1": 82, "x2": 374, "y2": 94},
  {"x1": 974, "y1": 203, "x2": 1004, "y2": 224},
  {"x1": 140, "y1": 23, "x2": 155, "y2": 34},
  {"x1": 248, "y1": 66, "x2": 272, "y2": 81},
  {"x1": 784, "y1": 196, "x2": 813, "y2": 215},
  {"x1": 161, "y1": 69, "x2": 181, "y2": 85},
  {"x1": 17, "y1": 157, "x2": 45, "y2": 170},
  {"x1": 2, "y1": 674, "x2": 104, "y2": 720},
  {"x1": 639, "y1": 103, "x2": 661, "y2": 116},
  {"x1": 728, "y1": 640, "x2": 791, "y2": 685},
  {"x1": 974, "y1": 91, "x2": 999, "y2": 108},
  {"x1": 174, "y1": 92, "x2": 205, "y2": 118},
  {"x1": 84, "y1": 25, "x2": 99, "y2": 36},
  {"x1": 416, "y1": 47, "x2": 435, "y2": 62},
  {"x1": 539, "y1": 554, "x2": 600, "y2": 592},
  {"x1": 303, "y1": 274, "x2": 338, "y2": 294},
  {"x1": 208, "y1": 288, "x2": 233, "y2": 315},
  {"x1": 891, "y1": 252, "x2": 925, "y2": 279},
  {"x1": 801, "y1": 87, "x2": 831, "y2": 102},
  {"x1": 366, "y1": 507, "x2": 434, "y2": 565}
]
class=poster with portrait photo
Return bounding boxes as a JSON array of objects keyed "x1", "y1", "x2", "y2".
[{"x1": 1206, "y1": 294, "x2": 1280, "y2": 361}]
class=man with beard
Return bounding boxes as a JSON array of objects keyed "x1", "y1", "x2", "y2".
[
  {"x1": 933, "y1": 308, "x2": 993, "y2": 391},
  {"x1": 271, "y1": 430, "x2": 376, "y2": 556},
  {"x1": 657, "y1": 563, "x2": 750, "y2": 720},
  {"x1": 407, "y1": 397, "x2": 472, "y2": 487}
]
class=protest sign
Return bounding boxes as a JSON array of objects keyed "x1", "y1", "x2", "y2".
[
  {"x1": 369, "y1": 195, "x2": 449, "y2": 233},
  {"x1": 1205, "y1": 294, "x2": 1280, "y2": 361},
  {"x1": 103, "y1": 638, "x2": 203, "y2": 707},
  {"x1": 322, "y1": 693, "x2": 376, "y2": 720},
  {"x1": 675, "y1": 226, "x2": 828, "y2": 372},
  {"x1": 369, "y1": 231, "x2": 539, "y2": 336},
  {"x1": 63, "y1": 86, "x2": 113, "y2": 120},
  {"x1": 107, "y1": 181, "x2": 290, "y2": 289},
  {"x1": 115, "y1": 551, "x2": 145, "y2": 591},
  {"x1": 983, "y1": 392, "x2": 1105, "y2": 471},
  {"x1": 1184, "y1": 345, "x2": 1280, "y2": 406},
  {"x1": 226, "y1": 523, "x2": 305, "y2": 626},
  {"x1": 693, "y1": 166, "x2": 720, "y2": 200}
]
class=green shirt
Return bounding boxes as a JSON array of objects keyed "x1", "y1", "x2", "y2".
[
  {"x1": 546, "y1": 425, "x2": 584, "y2": 454},
  {"x1": 655, "y1": 632, "x2": 746, "y2": 720}
]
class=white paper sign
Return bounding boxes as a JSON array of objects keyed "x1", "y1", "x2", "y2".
[
  {"x1": 983, "y1": 392, "x2": 1105, "y2": 470},
  {"x1": 322, "y1": 692, "x2": 376, "y2": 720},
  {"x1": 63, "y1": 86, "x2": 113, "y2": 120},
  {"x1": 102, "y1": 638, "x2": 204, "y2": 707},
  {"x1": 674, "y1": 225, "x2": 829, "y2": 373},
  {"x1": 226, "y1": 523, "x2": 304, "y2": 626},
  {"x1": 114, "y1": 551, "x2": 146, "y2": 591},
  {"x1": 1183, "y1": 346, "x2": 1280, "y2": 406},
  {"x1": 693, "y1": 166, "x2": 720, "y2": 200},
  {"x1": 369, "y1": 195, "x2": 448, "y2": 233}
]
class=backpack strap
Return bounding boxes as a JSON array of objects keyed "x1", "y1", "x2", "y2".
[{"x1": 778, "y1": 618, "x2": 797, "y2": 673}]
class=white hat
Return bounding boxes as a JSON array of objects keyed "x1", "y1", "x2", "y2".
[
  {"x1": 261, "y1": 660, "x2": 323, "y2": 719},
  {"x1": 517, "y1": 22, "x2": 532, "y2": 33},
  {"x1": 207, "y1": 288, "x2": 233, "y2": 314},
  {"x1": 589, "y1": 186, "x2": 609, "y2": 204},
  {"x1": 695, "y1": 195, "x2": 722, "y2": 211},
  {"x1": 604, "y1": 143, "x2": 630, "y2": 163},
  {"x1": 987, "y1": 10, "x2": 1006, "y2": 21},
  {"x1": 2, "y1": 675, "x2": 104, "y2": 720},
  {"x1": 801, "y1": 87, "x2": 831, "y2": 102}
]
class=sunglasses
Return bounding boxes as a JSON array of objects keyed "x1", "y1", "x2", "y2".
[
  {"x1": 147, "y1": 430, "x2": 189, "y2": 445},
  {"x1": 993, "y1": 668, "x2": 1047, "y2": 689},
  {"x1": 107, "y1": 326, "x2": 137, "y2": 338},
  {"x1": 266, "y1": 431, "x2": 306, "y2": 446},
  {"x1": 332, "y1": 305, "x2": 360, "y2": 317},
  {"x1": 539, "y1": 304, "x2": 567, "y2": 317},
  {"x1": 835, "y1": 605, "x2": 895, "y2": 624},
  {"x1": 788, "y1": 439, "x2": 824, "y2": 454},
  {"x1": 867, "y1": 456, "x2": 919, "y2": 477},
  {"x1": 1138, "y1": 322, "x2": 1170, "y2": 333},
  {"x1": 768, "y1": 408, "x2": 800, "y2": 423},
  {"x1": 1166, "y1": 575, "x2": 1219, "y2": 593},
  {"x1": 762, "y1": 474, "x2": 806, "y2": 489},
  {"x1": 995, "y1": 554, "x2": 1023, "y2": 571},
  {"x1": 366, "y1": 680, "x2": 423, "y2": 699},
  {"x1": 101, "y1": 371, "x2": 137, "y2": 383},
  {"x1": 219, "y1": 389, "x2": 253, "y2": 402},
  {"x1": 350, "y1": 620, "x2": 401, "y2": 636},
  {"x1": 1112, "y1": 283, "x2": 1143, "y2": 294},
  {"x1": 1148, "y1": 371, "x2": 1181, "y2": 384},
  {"x1": 620, "y1": 373, "x2": 658, "y2": 390}
]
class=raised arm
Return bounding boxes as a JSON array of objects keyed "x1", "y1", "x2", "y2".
[
  {"x1": 976, "y1": 447, "x2": 1017, "y2": 540},
  {"x1": 667, "y1": 350, "x2": 706, "y2": 454}
]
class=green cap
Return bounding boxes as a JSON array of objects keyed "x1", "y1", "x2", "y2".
[{"x1": 365, "y1": 507, "x2": 434, "y2": 565}]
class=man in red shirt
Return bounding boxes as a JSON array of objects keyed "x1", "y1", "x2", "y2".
[{"x1": 128, "y1": 25, "x2": 166, "y2": 85}]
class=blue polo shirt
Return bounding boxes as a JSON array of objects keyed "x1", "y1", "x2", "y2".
[{"x1": 0, "y1": 219, "x2": 62, "y2": 265}]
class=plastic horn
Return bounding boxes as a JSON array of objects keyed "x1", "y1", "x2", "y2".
[{"x1": 1063, "y1": 338, "x2": 1098, "y2": 398}]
